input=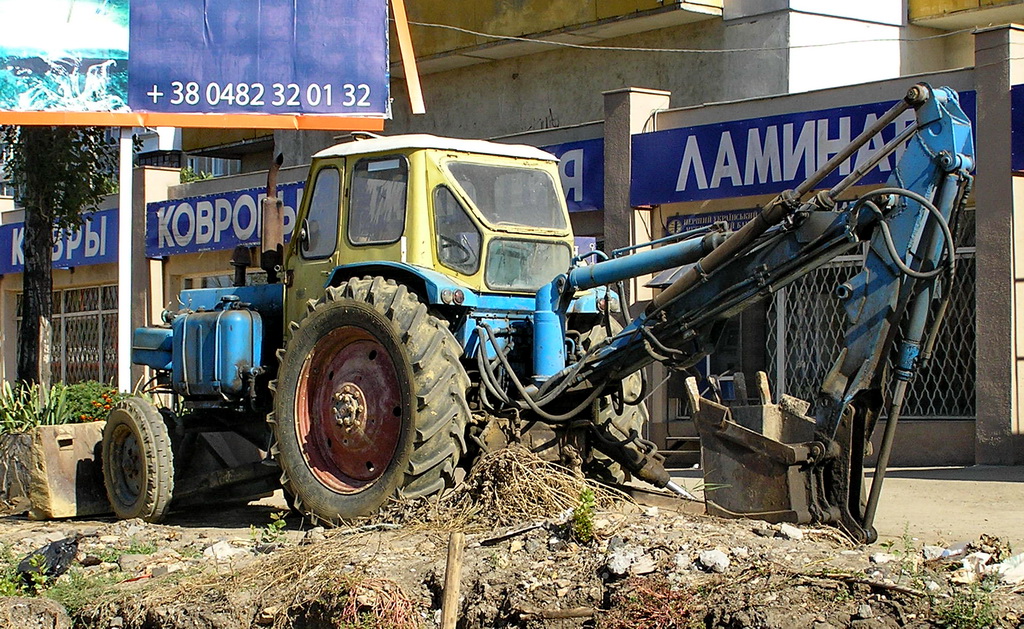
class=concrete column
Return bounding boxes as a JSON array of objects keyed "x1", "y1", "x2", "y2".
[
  {"x1": 602, "y1": 87, "x2": 671, "y2": 448},
  {"x1": 131, "y1": 166, "x2": 181, "y2": 387},
  {"x1": 602, "y1": 87, "x2": 671, "y2": 309},
  {"x1": 974, "y1": 25, "x2": 1024, "y2": 464}
]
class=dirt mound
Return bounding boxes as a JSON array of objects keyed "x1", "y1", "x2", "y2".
[{"x1": 1, "y1": 448, "x2": 1021, "y2": 628}]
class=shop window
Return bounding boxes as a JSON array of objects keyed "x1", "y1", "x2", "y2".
[
  {"x1": 348, "y1": 157, "x2": 408, "y2": 245},
  {"x1": 16, "y1": 285, "x2": 118, "y2": 384}
]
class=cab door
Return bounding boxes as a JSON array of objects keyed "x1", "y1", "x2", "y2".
[{"x1": 283, "y1": 159, "x2": 344, "y2": 330}]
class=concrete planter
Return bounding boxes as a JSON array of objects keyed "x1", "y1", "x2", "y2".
[
  {"x1": 0, "y1": 423, "x2": 112, "y2": 519},
  {"x1": 27, "y1": 422, "x2": 111, "y2": 519}
]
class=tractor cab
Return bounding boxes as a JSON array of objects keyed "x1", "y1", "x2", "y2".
[{"x1": 283, "y1": 134, "x2": 575, "y2": 329}]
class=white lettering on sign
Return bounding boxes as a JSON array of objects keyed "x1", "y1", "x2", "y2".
[
  {"x1": 172, "y1": 202, "x2": 196, "y2": 244},
  {"x1": 9, "y1": 215, "x2": 110, "y2": 270},
  {"x1": 676, "y1": 135, "x2": 708, "y2": 191},
  {"x1": 559, "y1": 148, "x2": 584, "y2": 202},
  {"x1": 196, "y1": 201, "x2": 214, "y2": 245},
  {"x1": 233, "y1": 194, "x2": 258, "y2": 241},
  {"x1": 214, "y1": 198, "x2": 232, "y2": 243},
  {"x1": 710, "y1": 130, "x2": 741, "y2": 189},
  {"x1": 745, "y1": 126, "x2": 781, "y2": 185},
  {"x1": 783, "y1": 120, "x2": 816, "y2": 181},
  {"x1": 11, "y1": 227, "x2": 24, "y2": 267},
  {"x1": 675, "y1": 110, "x2": 918, "y2": 194}
]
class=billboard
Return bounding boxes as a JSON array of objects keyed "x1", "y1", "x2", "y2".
[
  {"x1": 0, "y1": 0, "x2": 129, "y2": 112},
  {"x1": 0, "y1": 0, "x2": 388, "y2": 130}
]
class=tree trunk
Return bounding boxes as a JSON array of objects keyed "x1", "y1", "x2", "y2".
[{"x1": 15, "y1": 128, "x2": 55, "y2": 387}]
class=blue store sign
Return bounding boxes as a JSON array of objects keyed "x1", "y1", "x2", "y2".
[
  {"x1": 0, "y1": 209, "x2": 119, "y2": 275},
  {"x1": 632, "y1": 91, "x2": 976, "y2": 206},
  {"x1": 146, "y1": 182, "x2": 304, "y2": 258},
  {"x1": 1012, "y1": 84, "x2": 1024, "y2": 172},
  {"x1": 542, "y1": 138, "x2": 604, "y2": 212}
]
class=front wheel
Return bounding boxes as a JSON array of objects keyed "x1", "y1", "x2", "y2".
[
  {"x1": 102, "y1": 397, "x2": 175, "y2": 522},
  {"x1": 270, "y1": 277, "x2": 470, "y2": 522}
]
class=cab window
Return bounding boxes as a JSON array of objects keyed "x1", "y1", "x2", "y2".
[
  {"x1": 349, "y1": 157, "x2": 408, "y2": 245},
  {"x1": 300, "y1": 167, "x2": 341, "y2": 259},
  {"x1": 434, "y1": 186, "x2": 481, "y2": 275}
]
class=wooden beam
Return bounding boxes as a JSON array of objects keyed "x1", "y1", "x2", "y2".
[{"x1": 391, "y1": 0, "x2": 426, "y2": 115}]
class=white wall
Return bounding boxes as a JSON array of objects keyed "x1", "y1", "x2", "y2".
[{"x1": 788, "y1": 12, "x2": 902, "y2": 93}]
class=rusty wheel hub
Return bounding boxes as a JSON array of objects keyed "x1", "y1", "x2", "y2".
[{"x1": 296, "y1": 326, "x2": 404, "y2": 494}]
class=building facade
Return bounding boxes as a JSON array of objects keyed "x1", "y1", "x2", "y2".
[{"x1": 2, "y1": 2, "x2": 1023, "y2": 466}]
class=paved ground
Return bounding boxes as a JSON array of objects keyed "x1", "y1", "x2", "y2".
[
  {"x1": 871, "y1": 466, "x2": 1024, "y2": 549},
  {"x1": 670, "y1": 465, "x2": 1024, "y2": 549}
]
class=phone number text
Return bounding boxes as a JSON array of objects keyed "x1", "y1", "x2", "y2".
[{"x1": 146, "y1": 82, "x2": 373, "y2": 108}]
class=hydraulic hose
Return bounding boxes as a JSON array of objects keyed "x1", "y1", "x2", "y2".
[{"x1": 479, "y1": 323, "x2": 606, "y2": 422}]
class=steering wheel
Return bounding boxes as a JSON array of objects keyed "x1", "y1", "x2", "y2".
[{"x1": 438, "y1": 235, "x2": 475, "y2": 266}]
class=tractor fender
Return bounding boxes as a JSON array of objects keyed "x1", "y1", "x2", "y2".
[{"x1": 324, "y1": 262, "x2": 479, "y2": 308}]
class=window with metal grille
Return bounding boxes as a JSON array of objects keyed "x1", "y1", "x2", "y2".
[
  {"x1": 766, "y1": 209, "x2": 977, "y2": 420},
  {"x1": 15, "y1": 285, "x2": 119, "y2": 384}
]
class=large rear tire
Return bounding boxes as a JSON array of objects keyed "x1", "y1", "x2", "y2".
[
  {"x1": 102, "y1": 397, "x2": 175, "y2": 522},
  {"x1": 270, "y1": 277, "x2": 470, "y2": 521}
]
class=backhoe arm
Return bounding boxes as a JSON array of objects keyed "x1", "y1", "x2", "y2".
[{"x1": 534, "y1": 83, "x2": 974, "y2": 541}]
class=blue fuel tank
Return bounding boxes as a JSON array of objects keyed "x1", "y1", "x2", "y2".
[{"x1": 170, "y1": 300, "x2": 263, "y2": 400}]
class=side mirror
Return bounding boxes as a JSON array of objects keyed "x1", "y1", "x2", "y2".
[{"x1": 298, "y1": 218, "x2": 310, "y2": 252}]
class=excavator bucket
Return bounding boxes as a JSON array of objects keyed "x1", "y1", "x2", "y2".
[{"x1": 685, "y1": 373, "x2": 827, "y2": 525}]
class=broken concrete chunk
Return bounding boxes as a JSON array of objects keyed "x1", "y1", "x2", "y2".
[
  {"x1": 606, "y1": 546, "x2": 640, "y2": 576},
  {"x1": 869, "y1": 553, "x2": 896, "y2": 565},
  {"x1": 698, "y1": 549, "x2": 730, "y2": 573},
  {"x1": 203, "y1": 541, "x2": 251, "y2": 562},
  {"x1": 778, "y1": 523, "x2": 804, "y2": 540},
  {"x1": 922, "y1": 545, "x2": 946, "y2": 561},
  {"x1": 673, "y1": 553, "x2": 692, "y2": 571}
]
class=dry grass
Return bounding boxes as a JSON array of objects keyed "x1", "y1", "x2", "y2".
[
  {"x1": 82, "y1": 446, "x2": 633, "y2": 628},
  {"x1": 372, "y1": 444, "x2": 635, "y2": 531},
  {"x1": 83, "y1": 536, "x2": 419, "y2": 629}
]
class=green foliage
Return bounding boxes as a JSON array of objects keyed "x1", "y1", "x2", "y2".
[
  {"x1": 0, "y1": 546, "x2": 29, "y2": 597},
  {"x1": 0, "y1": 126, "x2": 118, "y2": 231},
  {"x1": 251, "y1": 510, "x2": 288, "y2": 545},
  {"x1": 62, "y1": 381, "x2": 128, "y2": 423},
  {"x1": 936, "y1": 579, "x2": 998, "y2": 629},
  {"x1": 125, "y1": 539, "x2": 158, "y2": 556},
  {"x1": 42, "y1": 567, "x2": 123, "y2": 615},
  {"x1": 0, "y1": 381, "x2": 69, "y2": 434},
  {"x1": 570, "y1": 488, "x2": 596, "y2": 543},
  {"x1": 180, "y1": 166, "x2": 213, "y2": 183},
  {"x1": 0, "y1": 380, "x2": 130, "y2": 434}
]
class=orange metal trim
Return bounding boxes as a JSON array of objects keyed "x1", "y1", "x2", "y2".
[{"x1": 0, "y1": 111, "x2": 386, "y2": 131}]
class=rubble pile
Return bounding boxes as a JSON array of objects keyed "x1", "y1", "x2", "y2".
[{"x1": 0, "y1": 452, "x2": 1020, "y2": 628}]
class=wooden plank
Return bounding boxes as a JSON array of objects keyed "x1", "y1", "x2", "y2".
[{"x1": 391, "y1": 0, "x2": 426, "y2": 115}]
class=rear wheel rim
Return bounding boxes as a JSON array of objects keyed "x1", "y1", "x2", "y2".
[
  {"x1": 109, "y1": 422, "x2": 143, "y2": 507},
  {"x1": 296, "y1": 325, "x2": 404, "y2": 493}
]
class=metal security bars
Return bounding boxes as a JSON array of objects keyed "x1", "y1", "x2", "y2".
[
  {"x1": 15, "y1": 285, "x2": 119, "y2": 384},
  {"x1": 766, "y1": 209, "x2": 977, "y2": 421}
]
